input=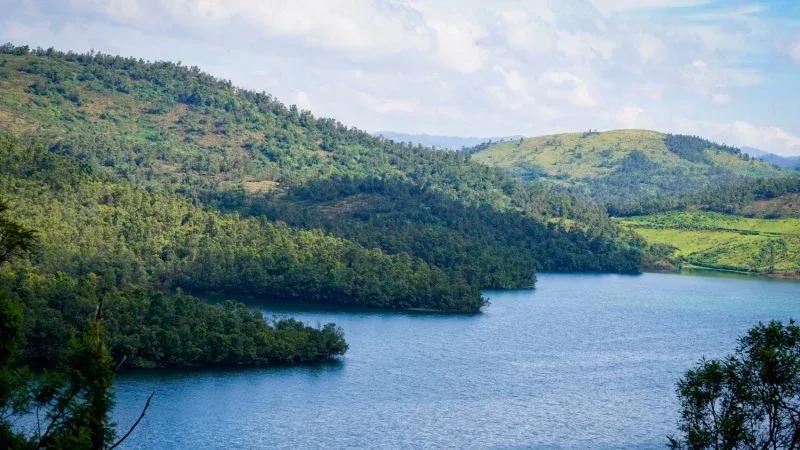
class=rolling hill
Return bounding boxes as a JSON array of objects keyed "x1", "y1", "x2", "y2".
[
  {"x1": 466, "y1": 129, "x2": 792, "y2": 205},
  {"x1": 464, "y1": 129, "x2": 800, "y2": 279},
  {"x1": 0, "y1": 44, "x2": 646, "y2": 315}
]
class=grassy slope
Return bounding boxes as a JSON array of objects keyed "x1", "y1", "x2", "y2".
[
  {"x1": 621, "y1": 212, "x2": 800, "y2": 277},
  {"x1": 470, "y1": 130, "x2": 796, "y2": 278},
  {"x1": 473, "y1": 130, "x2": 673, "y2": 179},
  {"x1": 472, "y1": 129, "x2": 787, "y2": 182}
]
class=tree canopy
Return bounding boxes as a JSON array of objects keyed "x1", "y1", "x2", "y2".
[{"x1": 670, "y1": 320, "x2": 800, "y2": 449}]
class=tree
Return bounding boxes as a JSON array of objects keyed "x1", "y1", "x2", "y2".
[
  {"x1": 670, "y1": 320, "x2": 800, "y2": 449},
  {"x1": 0, "y1": 198, "x2": 36, "y2": 265},
  {"x1": 0, "y1": 197, "x2": 151, "y2": 449}
]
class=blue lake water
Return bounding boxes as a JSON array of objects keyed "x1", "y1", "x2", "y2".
[{"x1": 112, "y1": 272, "x2": 800, "y2": 449}]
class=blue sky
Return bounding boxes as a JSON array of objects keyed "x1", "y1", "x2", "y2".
[{"x1": 2, "y1": 0, "x2": 800, "y2": 155}]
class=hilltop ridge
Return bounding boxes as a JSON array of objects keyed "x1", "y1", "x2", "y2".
[
  {"x1": 466, "y1": 129, "x2": 791, "y2": 205},
  {"x1": 0, "y1": 44, "x2": 645, "y2": 313}
]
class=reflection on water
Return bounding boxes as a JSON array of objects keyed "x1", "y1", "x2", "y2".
[{"x1": 679, "y1": 266, "x2": 800, "y2": 283}]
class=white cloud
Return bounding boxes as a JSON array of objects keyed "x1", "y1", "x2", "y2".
[
  {"x1": 634, "y1": 83, "x2": 665, "y2": 101},
  {"x1": 615, "y1": 106, "x2": 646, "y2": 128},
  {"x1": 792, "y1": 37, "x2": 800, "y2": 63},
  {"x1": 501, "y1": 10, "x2": 553, "y2": 55},
  {"x1": 637, "y1": 33, "x2": 667, "y2": 64},
  {"x1": 360, "y1": 93, "x2": 420, "y2": 115},
  {"x1": 556, "y1": 31, "x2": 615, "y2": 61},
  {"x1": 682, "y1": 59, "x2": 762, "y2": 103},
  {"x1": 0, "y1": 0, "x2": 796, "y2": 145},
  {"x1": 538, "y1": 72, "x2": 596, "y2": 108},
  {"x1": 427, "y1": 15, "x2": 488, "y2": 74},
  {"x1": 589, "y1": 0, "x2": 713, "y2": 15},
  {"x1": 724, "y1": 121, "x2": 800, "y2": 157},
  {"x1": 711, "y1": 92, "x2": 731, "y2": 107},
  {"x1": 493, "y1": 66, "x2": 528, "y2": 93},
  {"x1": 293, "y1": 90, "x2": 315, "y2": 111}
]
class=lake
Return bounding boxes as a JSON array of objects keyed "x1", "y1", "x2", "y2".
[{"x1": 112, "y1": 272, "x2": 800, "y2": 449}]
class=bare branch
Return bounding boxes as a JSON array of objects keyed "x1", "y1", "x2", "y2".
[
  {"x1": 114, "y1": 356, "x2": 127, "y2": 373},
  {"x1": 108, "y1": 390, "x2": 155, "y2": 450}
]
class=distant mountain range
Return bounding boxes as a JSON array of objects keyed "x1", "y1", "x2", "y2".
[
  {"x1": 741, "y1": 147, "x2": 800, "y2": 168},
  {"x1": 372, "y1": 131, "x2": 525, "y2": 150}
]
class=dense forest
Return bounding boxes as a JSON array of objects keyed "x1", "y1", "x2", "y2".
[
  {"x1": 263, "y1": 176, "x2": 642, "y2": 289},
  {"x1": 0, "y1": 43, "x2": 646, "y2": 303},
  {"x1": 609, "y1": 176, "x2": 800, "y2": 217},
  {"x1": 0, "y1": 134, "x2": 485, "y2": 312},
  {"x1": 0, "y1": 193, "x2": 349, "y2": 370}
]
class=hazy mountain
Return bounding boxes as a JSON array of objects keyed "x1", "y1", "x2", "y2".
[
  {"x1": 741, "y1": 147, "x2": 800, "y2": 168},
  {"x1": 373, "y1": 131, "x2": 525, "y2": 150}
]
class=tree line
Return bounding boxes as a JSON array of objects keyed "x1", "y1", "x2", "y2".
[{"x1": 608, "y1": 176, "x2": 800, "y2": 217}]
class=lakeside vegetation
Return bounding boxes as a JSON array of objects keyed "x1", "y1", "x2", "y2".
[
  {"x1": 0, "y1": 44, "x2": 645, "y2": 312},
  {"x1": 0, "y1": 195, "x2": 349, "y2": 370},
  {"x1": 2, "y1": 197, "x2": 342, "y2": 448},
  {"x1": 0, "y1": 134, "x2": 486, "y2": 313},
  {"x1": 671, "y1": 320, "x2": 800, "y2": 449}
]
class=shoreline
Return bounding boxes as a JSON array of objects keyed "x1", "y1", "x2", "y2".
[{"x1": 645, "y1": 263, "x2": 800, "y2": 281}]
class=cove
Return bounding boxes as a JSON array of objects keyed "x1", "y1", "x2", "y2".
[{"x1": 111, "y1": 272, "x2": 800, "y2": 449}]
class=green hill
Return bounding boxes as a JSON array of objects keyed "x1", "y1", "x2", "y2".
[
  {"x1": 467, "y1": 129, "x2": 792, "y2": 205},
  {"x1": 465, "y1": 129, "x2": 799, "y2": 278},
  {"x1": 0, "y1": 44, "x2": 645, "y2": 314}
]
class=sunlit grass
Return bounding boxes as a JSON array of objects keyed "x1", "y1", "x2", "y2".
[{"x1": 623, "y1": 211, "x2": 800, "y2": 274}]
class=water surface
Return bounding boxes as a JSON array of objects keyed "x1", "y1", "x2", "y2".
[{"x1": 113, "y1": 272, "x2": 800, "y2": 449}]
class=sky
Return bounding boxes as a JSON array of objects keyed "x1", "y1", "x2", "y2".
[{"x1": 2, "y1": 0, "x2": 800, "y2": 156}]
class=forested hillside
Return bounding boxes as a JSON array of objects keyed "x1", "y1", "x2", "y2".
[
  {"x1": 0, "y1": 134, "x2": 484, "y2": 312},
  {"x1": 0, "y1": 44, "x2": 645, "y2": 302},
  {"x1": 609, "y1": 176, "x2": 800, "y2": 217},
  {"x1": 466, "y1": 130, "x2": 792, "y2": 205}
]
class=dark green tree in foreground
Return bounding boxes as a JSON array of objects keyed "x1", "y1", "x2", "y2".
[
  {"x1": 670, "y1": 320, "x2": 800, "y2": 449},
  {"x1": 0, "y1": 198, "x2": 150, "y2": 449}
]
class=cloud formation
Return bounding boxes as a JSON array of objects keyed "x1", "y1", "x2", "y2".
[{"x1": 1, "y1": 0, "x2": 799, "y2": 155}]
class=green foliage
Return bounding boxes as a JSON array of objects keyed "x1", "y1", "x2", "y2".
[
  {"x1": 1, "y1": 214, "x2": 117, "y2": 449},
  {"x1": 664, "y1": 133, "x2": 740, "y2": 164},
  {"x1": 0, "y1": 182, "x2": 349, "y2": 372},
  {"x1": 670, "y1": 320, "x2": 800, "y2": 449},
  {"x1": 0, "y1": 134, "x2": 485, "y2": 312},
  {"x1": 0, "y1": 271, "x2": 348, "y2": 369},
  {"x1": 263, "y1": 176, "x2": 643, "y2": 288},
  {"x1": 609, "y1": 177, "x2": 800, "y2": 217},
  {"x1": 0, "y1": 197, "x2": 36, "y2": 265},
  {"x1": 1, "y1": 292, "x2": 116, "y2": 449},
  {"x1": 466, "y1": 130, "x2": 790, "y2": 206},
  {"x1": 622, "y1": 212, "x2": 800, "y2": 276},
  {"x1": 0, "y1": 44, "x2": 645, "y2": 301}
]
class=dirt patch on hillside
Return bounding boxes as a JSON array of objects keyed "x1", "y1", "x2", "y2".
[{"x1": 741, "y1": 193, "x2": 800, "y2": 217}]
